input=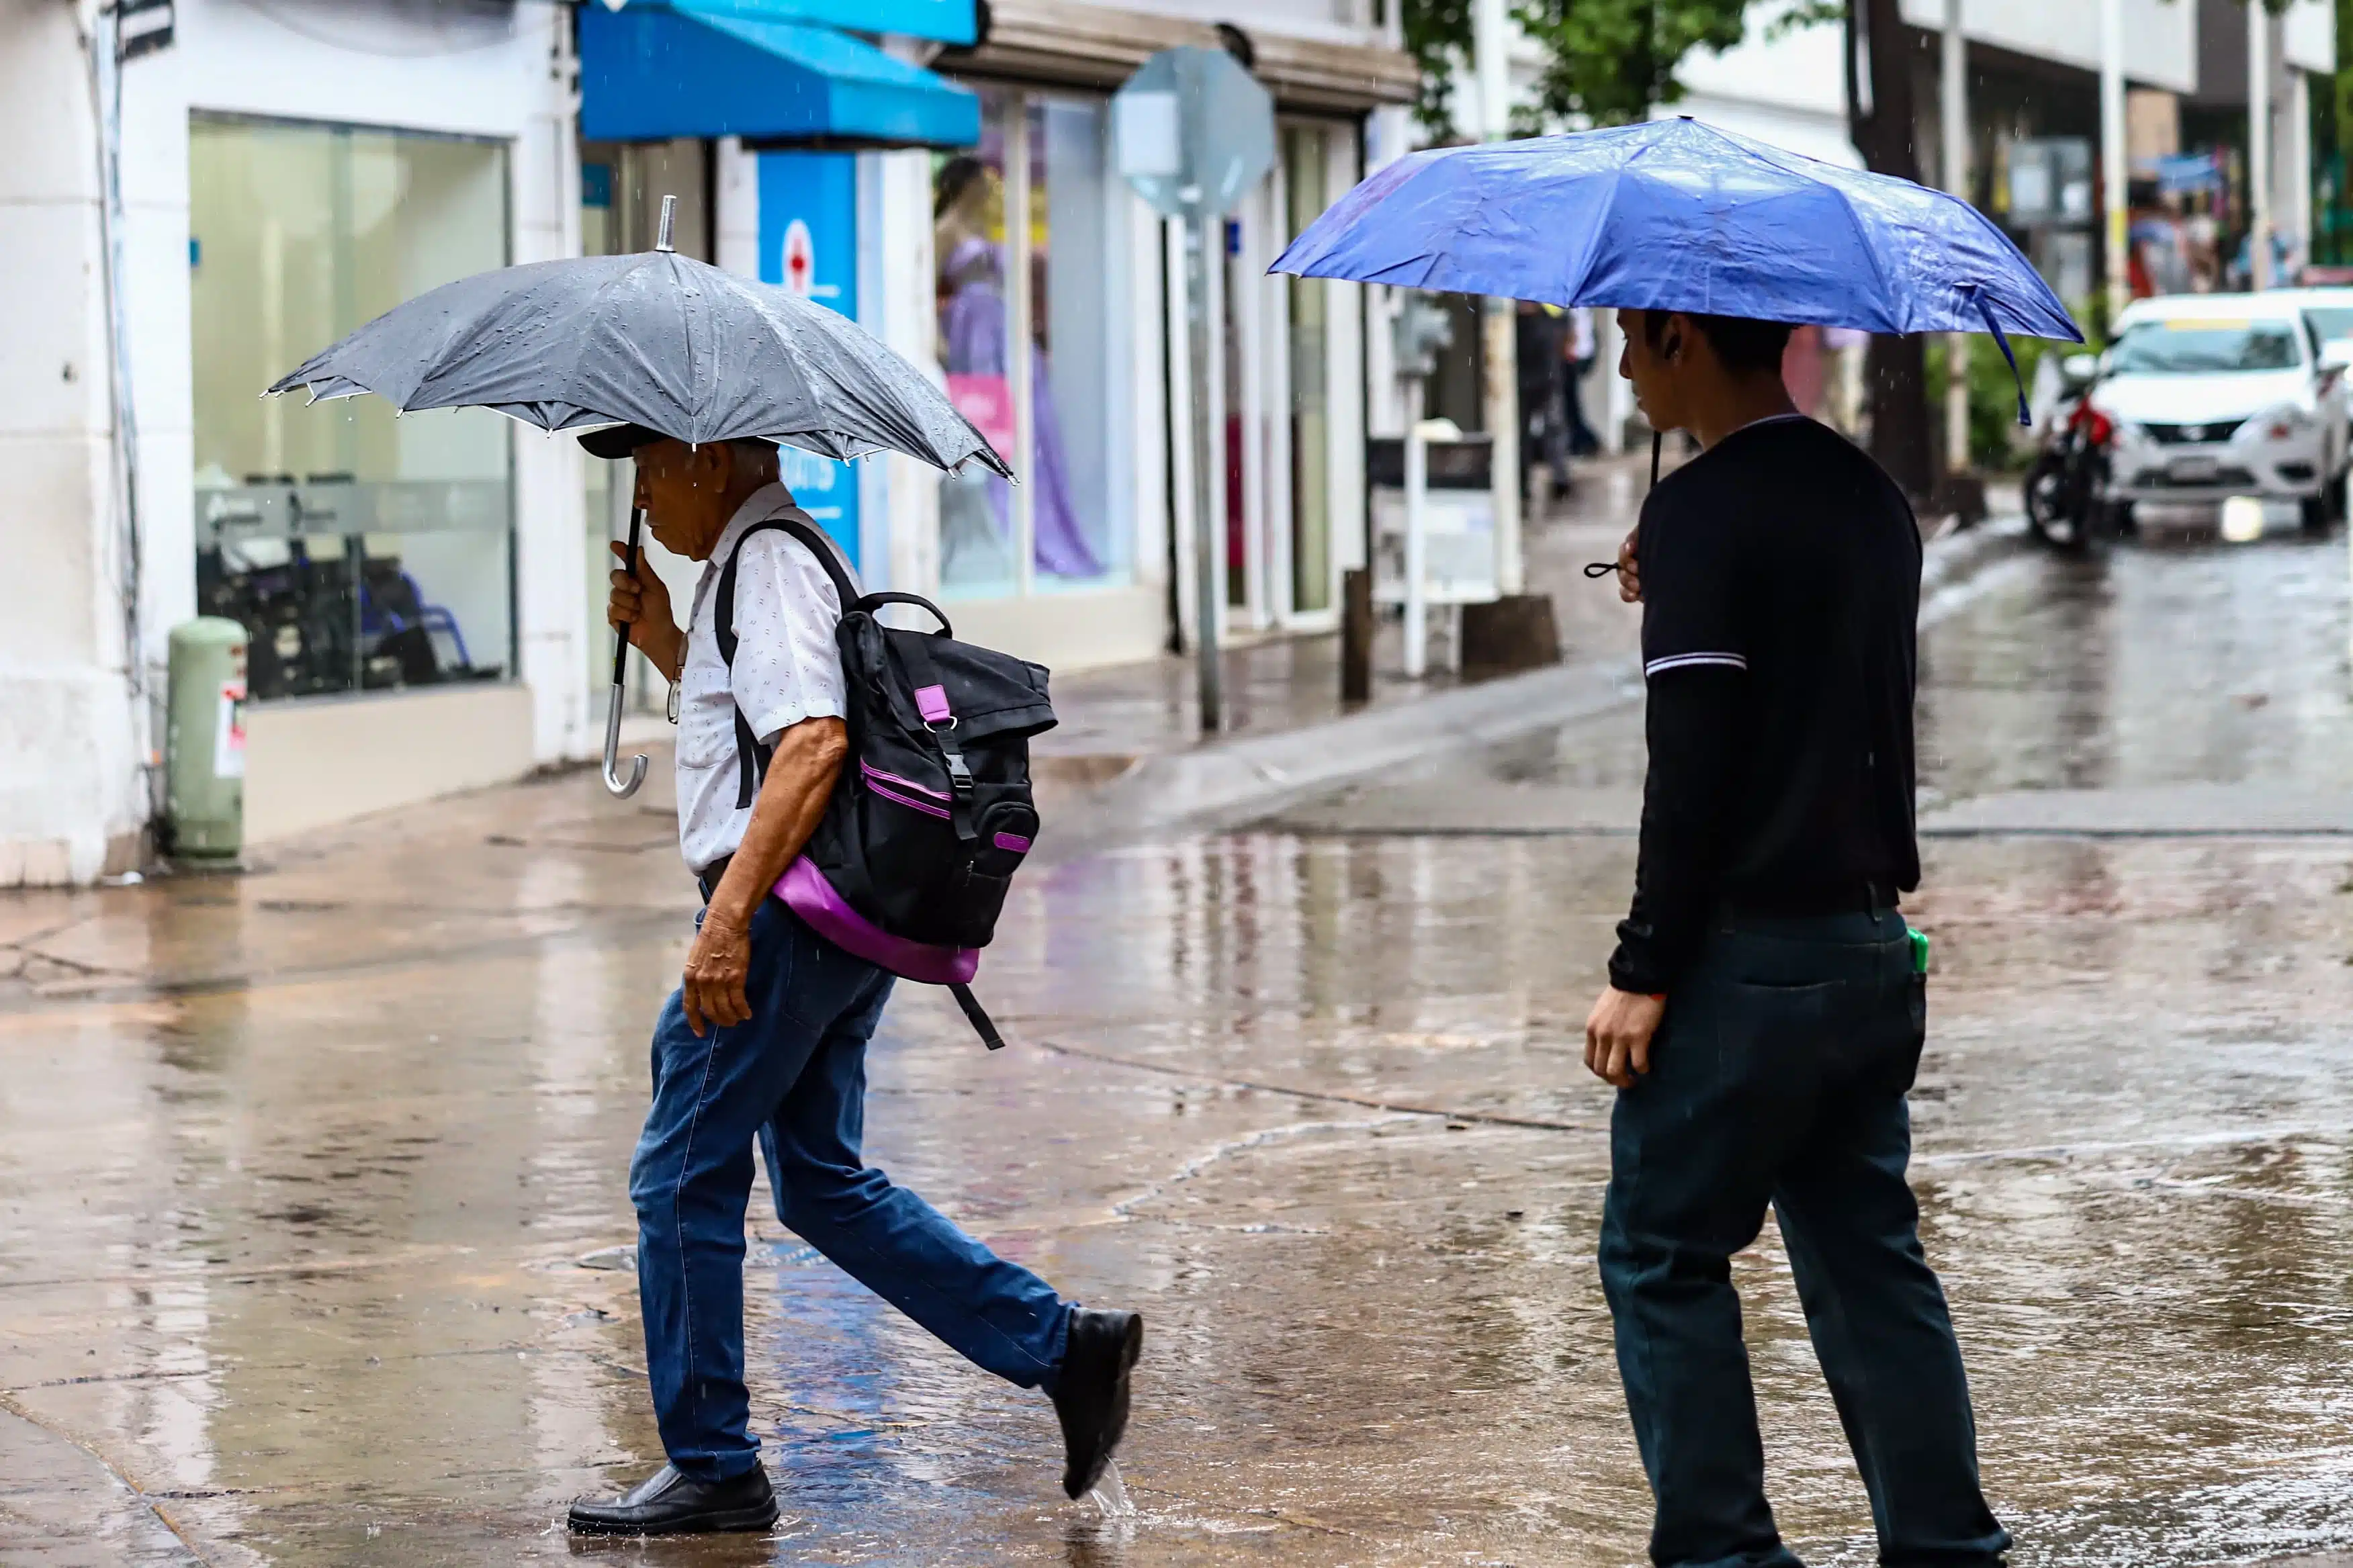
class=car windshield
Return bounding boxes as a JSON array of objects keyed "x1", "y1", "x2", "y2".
[
  {"x1": 2111, "y1": 319, "x2": 2301, "y2": 374},
  {"x1": 2304, "y1": 306, "x2": 2353, "y2": 345}
]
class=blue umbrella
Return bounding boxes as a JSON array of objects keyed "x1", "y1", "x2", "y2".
[{"x1": 1271, "y1": 118, "x2": 2081, "y2": 422}]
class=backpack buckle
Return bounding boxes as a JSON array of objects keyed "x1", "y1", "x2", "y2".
[{"x1": 943, "y1": 749, "x2": 975, "y2": 797}]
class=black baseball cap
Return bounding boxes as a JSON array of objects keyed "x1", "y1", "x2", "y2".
[{"x1": 575, "y1": 424, "x2": 780, "y2": 460}]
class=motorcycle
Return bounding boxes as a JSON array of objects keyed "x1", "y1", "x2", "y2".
[{"x1": 2023, "y1": 358, "x2": 2123, "y2": 552}]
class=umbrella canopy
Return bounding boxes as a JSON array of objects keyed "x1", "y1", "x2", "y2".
[
  {"x1": 267, "y1": 248, "x2": 1012, "y2": 477},
  {"x1": 1272, "y1": 118, "x2": 2081, "y2": 350}
]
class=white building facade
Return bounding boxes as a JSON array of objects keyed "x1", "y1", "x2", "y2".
[
  {"x1": 2, "y1": 0, "x2": 1412, "y2": 882},
  {"x1": 4, "y1": 0, "x2": 588, "y2": 879}
]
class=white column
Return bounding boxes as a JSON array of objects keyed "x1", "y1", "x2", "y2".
[
  {"x1": 713, "y1": 136, "x2": 760, "y2": 279},
  {"x1": 0, "y1": 4, "x2": 146, "y2": 882},
  {"x1": 2100, "y1": 0, "x2": 2129, "y2": 324},
  {"x1": 2291, "y1": 70, "x2": 2313, "y2": 277},
  {"x1": 2250, "y1": 0, "x2": 2272, "y2": 290},
  {"x1": 873, "y1": 148, "x2": 940, "y2": 599},
  {"x1": 1472, "y1": 0, "x2": 1521, "y2": 592},
  {"x1": 1942, "y1": 0, "x2": 1969, "y2": 476},
  {"x1": 510, "y1": 6, "x2": 590, "y2": 765}
]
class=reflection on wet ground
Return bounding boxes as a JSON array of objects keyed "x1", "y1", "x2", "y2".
[{"x1": 0, "y1": 531, "x2": 2349, "y2": 1564}]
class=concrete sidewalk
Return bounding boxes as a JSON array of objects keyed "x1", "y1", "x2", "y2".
[{"x1": 1036, "y1": 451, "x2": 1656, "y2": 766}]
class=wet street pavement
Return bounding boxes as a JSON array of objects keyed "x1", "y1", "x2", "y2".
[{"x1": 4, "y1": 518, "x2": 2352, "y2": 1567}]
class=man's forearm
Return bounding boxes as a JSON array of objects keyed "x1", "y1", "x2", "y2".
[
  {"x1": 1608, "y1": 669, "x2": 1746, "y2": 995},
  {"x1": 706, "y1": 717, "x2": 847, "y2": 927}
]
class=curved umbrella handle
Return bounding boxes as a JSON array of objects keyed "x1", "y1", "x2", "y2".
[
  {"x1": 603, "y1": 506, "x2": 650, "y2": 799},
  {"x1": 603, "y1": 686, "x2": 648, "y2": 798}
]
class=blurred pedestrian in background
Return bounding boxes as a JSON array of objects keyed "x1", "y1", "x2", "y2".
[
  {"x1": 1565, "y1": 306, "x2": 1601, "y2": 458},
  {"x1": 1517, "y1": 299, "x2": 1572, "y2": 502}
]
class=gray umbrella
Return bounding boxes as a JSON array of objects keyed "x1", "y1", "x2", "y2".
[
  {"x1": 266, "y1": 198, "x2": 1009, "y2": 800},
  {"x1": 265, "y1": 234, "x2": 1007, "y2": 477}
]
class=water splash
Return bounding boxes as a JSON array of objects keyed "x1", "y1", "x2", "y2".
[{"x1": 1086, "y1": 1458, "x2": 1136, "y2": 1518}]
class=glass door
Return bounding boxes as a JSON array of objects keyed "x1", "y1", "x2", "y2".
[{"x1": 1284, "y1": 124, "x2": 1334, "y2": 619}]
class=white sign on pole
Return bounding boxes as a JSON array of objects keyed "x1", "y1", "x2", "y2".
[
  {"x1": 1114, "y1": 46, "x2": 1275, "y2": 732},
  {"x1": 1114, "y1": 46, "x2": 1276, "y2": 222}
]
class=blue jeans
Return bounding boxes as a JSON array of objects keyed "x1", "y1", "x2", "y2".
[
  {"x1": 630, "y1": 899, "x2": 1071, "y2": 1480},
  {"x1": 1599, "y1": 909, "x2": 2009, "y2": 1568}
]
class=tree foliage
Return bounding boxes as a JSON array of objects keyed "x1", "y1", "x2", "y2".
[
  {"x1": 1404, "y1": 0, "x2": 1770, "y2": 140},
  {"x1": 1515, "y1": 1, "x2": 1758, "y2": 131}
]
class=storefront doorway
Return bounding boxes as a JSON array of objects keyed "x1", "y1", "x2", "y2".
[{"x1": 1218, "y1": 119, "x2": 1361, "y2": 635}]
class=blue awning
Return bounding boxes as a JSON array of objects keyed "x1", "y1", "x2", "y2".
[
  {"x1": 595, "y1": 0, "x2": 976, "y2": 47},
  {"x1": 581, "y1": 1, "x2": 979, "y2": 150}
]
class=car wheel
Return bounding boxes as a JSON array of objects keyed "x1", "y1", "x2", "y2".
[
  {"x1": 2106, "y1": 500, "x2": 2136, "y2": 537},
  {"x1": 2305, "y1": 492, "x2": 2334, "y2": 534}
]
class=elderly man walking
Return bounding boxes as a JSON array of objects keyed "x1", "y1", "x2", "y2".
[{"x1": 566, "y1": 427, "x2": 1140, "y2": 1536}]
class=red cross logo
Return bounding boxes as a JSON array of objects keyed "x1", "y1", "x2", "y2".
[{"x1": 783, "y1": 219, "x2": 815, "y2": 297}]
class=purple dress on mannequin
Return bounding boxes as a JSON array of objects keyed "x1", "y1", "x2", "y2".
[{"x1": 940, "y1": 236, "x2": 1102, "y2": 581}]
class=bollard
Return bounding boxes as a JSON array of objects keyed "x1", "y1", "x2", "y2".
[{"x1": 165, "y1": 618, "x2": 248, "y2": 860}]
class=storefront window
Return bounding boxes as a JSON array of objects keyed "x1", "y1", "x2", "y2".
[
  {"x1": 934, "y1": 89, "x2": 1130, "y2": 600},
  {"x1": 191, "y1": 117, "x2": 513, "y2": 702}
]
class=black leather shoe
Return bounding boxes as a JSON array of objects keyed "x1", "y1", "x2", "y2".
[
  {"x1": 567, "y1": 1463, "x2": 778, "y2": 1536},
  {"x1": 1051, "y1": 1307, "x2": 1143, "y2": 1500}
]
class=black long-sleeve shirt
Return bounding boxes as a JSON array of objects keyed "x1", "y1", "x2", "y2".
[{"x1": 1607, "y1": 416, "x2": 1922, "y2": 997}]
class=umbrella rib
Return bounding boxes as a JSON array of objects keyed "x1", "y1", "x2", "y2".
[
  {"x1": 1825, "y1": 185, "x2": 1898, "y2": 333},
  {"x1": 736, "y1": 281, "x2": 826, "y2": 444},
  {"x1": 553, "y1": 257, "x2": 653, "y2": 430}
]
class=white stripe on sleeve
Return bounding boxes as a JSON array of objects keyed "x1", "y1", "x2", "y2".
[{"x1": 1644, "y1": 651, "x2": 1748, "y2": 677}]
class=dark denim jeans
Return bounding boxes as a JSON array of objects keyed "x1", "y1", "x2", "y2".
[
  {"x1": 630, "y1": 899, "x2": 1071, "y2": 1480},
  {"x1": 1599, "y1": 909, "x2": 2009, "y2": 1568}
]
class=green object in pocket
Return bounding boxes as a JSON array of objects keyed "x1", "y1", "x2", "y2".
[{"x1": 1908, "y1": 926, "x2": 1931, "y2": 976}]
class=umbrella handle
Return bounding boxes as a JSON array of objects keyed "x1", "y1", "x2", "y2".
[{"x1": 603, "y1": 507, "x2": 650, "y2": 799}]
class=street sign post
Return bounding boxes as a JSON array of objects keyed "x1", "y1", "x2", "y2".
[{"x1": 1114, "y1": 46, "x2": 1275, "y2": 734}]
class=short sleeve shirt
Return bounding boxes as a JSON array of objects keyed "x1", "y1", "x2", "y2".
[{"x1": 674, "y1": 485, "x2": 850, "y2": 874}]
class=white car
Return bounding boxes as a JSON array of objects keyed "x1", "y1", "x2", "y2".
[{"x1": 2090, "y1": 294, "x2": 2352, "y2": 532}]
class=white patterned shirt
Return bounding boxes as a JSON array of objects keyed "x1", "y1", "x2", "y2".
[{"x1": 674, "y1": 484, "x2": 850, "y2": 874}]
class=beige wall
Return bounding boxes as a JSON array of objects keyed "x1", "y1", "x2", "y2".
[{"x1": 245, "y1": 684, "x2": 536, "y2": 845}]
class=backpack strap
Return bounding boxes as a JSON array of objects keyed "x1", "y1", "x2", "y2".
[
  {"x1": 889, "y1": 626, "x2": 979, "y2": 844},
  {"x1": 714, "y1": 512, "x2": 858, "y2": 810},
  {"x1": 949, "y1": 984, "x2": 1006, "y2": 1050}
]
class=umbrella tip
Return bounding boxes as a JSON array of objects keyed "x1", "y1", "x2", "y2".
[{"x1": 655, "y1": 195, "x2": 677, "y2": 255}]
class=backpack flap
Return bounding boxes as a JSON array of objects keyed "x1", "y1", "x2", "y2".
[{"x1": 879, "y1": 626, "x2": 1055, "y2": 745}]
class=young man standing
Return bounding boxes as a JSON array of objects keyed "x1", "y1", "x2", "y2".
[
  {"x1": 1585, "y1": 313, "x2": 2008, "y2": 1568},
  {"x1": 567, "y1": 428, "x2": 1141, "y2": 1536}
]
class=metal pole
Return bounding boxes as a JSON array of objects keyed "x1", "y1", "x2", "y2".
[
  {"x1": 1186, "y1": 212, "x2": 1221, "y2": 733},
  {"x1": 2250, "y1": 0, "x2": 2273, "y2": 291},
  {"x1": 1942, "y1": 0, "x2": 1971, "y2": 477},
  {"x1": 2100, "y1": 0, "x2": 2129, "y2": 326},
  {"x1": 1472, "y1": 0, "x2": 1521, "y2": 594},
  {"x1": 1403, "y1": 418, "x2": 1428, "y2": 680}
]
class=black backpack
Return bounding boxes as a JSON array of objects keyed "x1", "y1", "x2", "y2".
[{"x1": 715, "y1": 512, "x2": 1053, "y2": 1049}]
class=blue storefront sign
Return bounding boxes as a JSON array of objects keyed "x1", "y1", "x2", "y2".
[{"x1": 758, "y1": 151, "x2": 862, "y2": 568}]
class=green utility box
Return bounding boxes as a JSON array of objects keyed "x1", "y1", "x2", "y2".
[{"x1": 165, "y1": 618, "x2": 248, "y2": 859}]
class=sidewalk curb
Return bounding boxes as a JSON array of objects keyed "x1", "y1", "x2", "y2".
[{"x1": 1045, "y1": 520, "x2": 2028, "y2": 860}]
